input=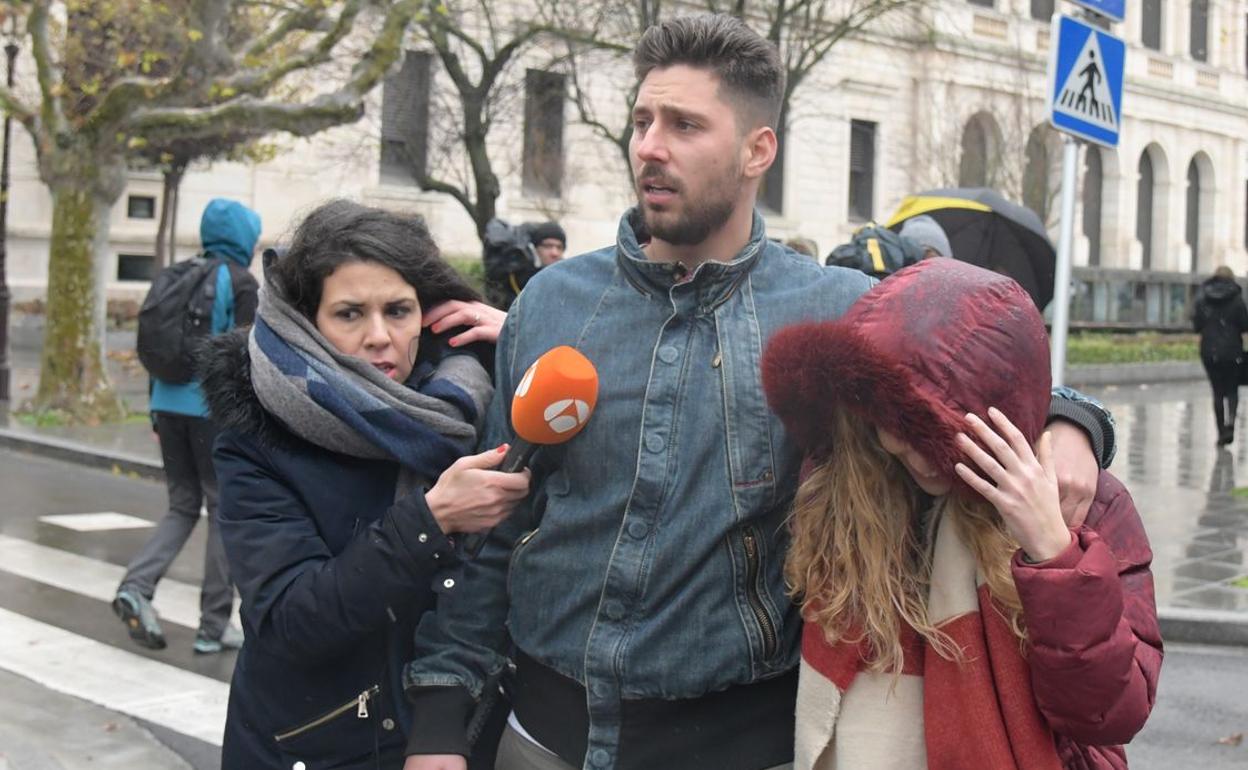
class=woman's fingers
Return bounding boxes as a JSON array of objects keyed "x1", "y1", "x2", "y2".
[
  {"x1": 422, "y1": 299, "x2": 469, "y2": 330},
  {"x1": 955, "y1": 462, "x2": 1003, "y2": 506},
  {"x1": 955, "y1": 431, "x2": 1008, "y2": 485},
  {"x1": 964, "y1": 412, "x2": 1022, "y2": 471},
  {"x1": 986, "y1": 407, "x2": 1037, "y2": 464}
]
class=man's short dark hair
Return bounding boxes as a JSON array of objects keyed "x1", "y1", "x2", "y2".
[{"x1": 633, "y1": 14, "x2": 785, "y2": 131}]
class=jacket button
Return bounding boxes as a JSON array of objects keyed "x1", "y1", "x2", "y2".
[
  {"x1": 292, "y1": 763, "x2": 306, "y2": 770},
  {"x1": 418, "y1": 533, "x2": 429, "y2": 543},
  {"x1": 443, "y1": 578, "x2": 455, "y2": 589},
  {"x1": 591, "y1": 749, "x2": 611, "y2": 766},
  {"x1": 604, "y1": 600, "x2": 625, "y2": 620},
  {"x1": 658, "y1": 345, "x2": 679, "y2": 363},
  {"x1": 382, "y1": 718, "x2": 396, "y2": 731},
  {"x1": 627, "y1": 521, "x2": 648, "y2": 539},
  {"x1": 645, "y1": 433, "x2": 665, "y2": 453}
]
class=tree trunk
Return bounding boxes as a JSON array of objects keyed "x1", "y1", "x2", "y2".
[{"x1": 33, "y1": 183, "x2": 122, "y2": 423}]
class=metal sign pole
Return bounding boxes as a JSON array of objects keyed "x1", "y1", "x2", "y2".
[{"x1": 1051, "y1": 134, "x2": 1081, "y2": 387}]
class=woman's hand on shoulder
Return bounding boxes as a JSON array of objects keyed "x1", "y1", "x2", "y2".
[
  {"x1": 423, "y1": 299, "x2": 506, "y2": 347},
  {"x1": 425, "y1": 445, "x2": 531, "y2": 534},
  {"x1": 403, "y1": 755, "x2": 466, "y2": 770},
  {"x1": 953, "y1": 409, "x2": 1073, "y2": 563}
]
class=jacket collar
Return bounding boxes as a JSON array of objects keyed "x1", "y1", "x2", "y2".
[{"x1": 615, "y1": 207, "x2": 767, "y2": 309}]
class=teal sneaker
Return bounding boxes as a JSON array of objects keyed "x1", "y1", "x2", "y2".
[
  {"x1": 193, "y1": 624, "x2": 244, "y2": 655},
  {"x1": 112, "y1": 589, "x2": 166, "y2": 650}
]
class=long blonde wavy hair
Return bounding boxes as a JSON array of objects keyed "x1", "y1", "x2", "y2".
[{"x1": 785, "y1": 410, "x2": 1026, "y2": 674}]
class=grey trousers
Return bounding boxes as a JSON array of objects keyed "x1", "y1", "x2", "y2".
[
  {"x1": 118, "y1": 413, "x2": 233, "y2": 639},
  {"x1": 494, "y1": 723, "x2": 794, "y2": 770}
]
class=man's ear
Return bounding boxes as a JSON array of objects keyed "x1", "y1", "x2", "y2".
[{"x1": 742, "y1": 125, "x2": 778, "y2": 181}]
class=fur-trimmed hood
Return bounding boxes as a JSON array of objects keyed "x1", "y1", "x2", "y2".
[
  {"x1": 761, "y1": 259, "x2": 1051, "y2": 494},
  {"x1": 198, "y1": 328, "x2": 292, "y2": 448}
]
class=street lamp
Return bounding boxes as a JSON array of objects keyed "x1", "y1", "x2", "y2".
[{"x1": 0, "y1": 15, "x2": 17, "y2": 404}]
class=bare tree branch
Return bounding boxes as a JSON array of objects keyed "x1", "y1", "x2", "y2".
[
  {"x1": 224, "y1": 0, "x2": 367, "y2": 95},
  {"x1": 28, "y1": 0, "x2": 65, "y2": 136}
]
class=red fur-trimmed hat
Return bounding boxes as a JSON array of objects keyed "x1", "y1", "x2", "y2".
[{"x1": 762, "y1": 259, "x2": 1051, "y2": 490}]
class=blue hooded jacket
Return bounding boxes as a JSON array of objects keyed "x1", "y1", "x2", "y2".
[{"x1": 150, "y1": 199, "x2": 262, "y2": 417}]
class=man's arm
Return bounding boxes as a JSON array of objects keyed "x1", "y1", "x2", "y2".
[
  {"x1": 403, "y1": 304, "x2": 535, "y2": 758},
  {"x1": 1047, "y1": 386, "x2": 1117, "y2": 527}
]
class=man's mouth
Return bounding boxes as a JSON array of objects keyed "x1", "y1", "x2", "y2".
[{"x1": 640, "y1": 180, "x2": 678, "y2": 205}]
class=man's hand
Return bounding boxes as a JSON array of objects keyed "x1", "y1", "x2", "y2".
[
  {"x1": 403, "y1": 755, "x2": 467, "y2": 770},
  {"x1": 1047, "y1": 419, "x2": 1098, "y2": 527}
]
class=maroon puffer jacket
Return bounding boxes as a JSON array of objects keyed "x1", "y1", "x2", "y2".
[{"x1": 1013, "y1": 471, "x2": 1163, "y2": 769}]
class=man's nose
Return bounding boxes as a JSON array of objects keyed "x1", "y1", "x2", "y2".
[{"x1": 635, "y1": 126, "x2": 669, "y2": 164}]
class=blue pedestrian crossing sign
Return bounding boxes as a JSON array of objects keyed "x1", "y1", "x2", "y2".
[
  {"x1": 1047, "y1": 15, "x2": 1126, "y2": 148},
  {"x1": 1068, "y1": 0, "x2": 1125, "y2": 23}
]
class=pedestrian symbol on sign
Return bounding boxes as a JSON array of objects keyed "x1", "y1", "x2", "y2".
[
  {"x1": 1055, "y1": 36, "x2": 1115, "y2": 130},
  {"x1": 1047, "y1": 15, "x2": 1124, "y2": 147}
]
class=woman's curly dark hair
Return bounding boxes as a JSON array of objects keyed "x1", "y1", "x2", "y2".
[{"x1": 269, "y1": 199, "x2": 480, "y2": 321}]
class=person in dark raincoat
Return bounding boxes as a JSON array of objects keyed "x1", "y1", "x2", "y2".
[{"x1": 1192, "y1": 266, "x2": 1248, "y2": 445}]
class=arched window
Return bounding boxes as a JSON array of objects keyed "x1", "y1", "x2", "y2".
[
  {"x1": 1142, "y1": 0, "x2": 1162, "y2": 51},
  {"x1": 1030, "y1": 0, "x2": 1054, "y2": 21},
  {"x1": 960, "y1": 119, "x2": 989, "y2": 187},
  {"x1": 1186, "y1": 160, "x2": 1201, "y2": 271},
  {"x1": 1136, "y1": 152, "x2": 1154, "y2": 269},
  {"x1": 1083, "y1": 149, "x2": 1104, "y2": 266},
  {"x1": 1023, "y1": 126, "x2": 1055, "y2": 223}
]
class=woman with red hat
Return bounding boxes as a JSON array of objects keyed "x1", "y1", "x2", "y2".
[{"x1": 761, "y1": 259, "x2": 1162, "y2": 770}]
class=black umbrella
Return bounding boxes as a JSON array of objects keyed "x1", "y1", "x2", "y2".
[{"x1": 886, "y1": 187, "x2": 1056, "y2": 310}]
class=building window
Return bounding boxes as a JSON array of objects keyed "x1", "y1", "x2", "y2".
[
  {"x1": 117, "y1": 254, "x2": 156, "y2": 282},
  {"x1": 522, "y1": 69, "x2": 566, "y2": 198},
  {"x1": 1187, "y1": 159, "x2": 1203, "y2": 272},
  {"x1": 1030, "y1": 0, "x2": 1054, "y2": 21},
  {"x1": 1190, "y1": 0, "x2": 1209, "y2": 62},
  {"x1": 967, "y1": 0, "x2": 993, "y2": 7},
  {"x1": 127, "y1": 195, "x2": 156, "y2": 220},
  {"x1": 1136, "y1": 152, "x2": 1154, "y2": 270},
  {"x1": 379, "y1": 50, "x2": 432, "y2": 184},
  {"x1": 1142, "y1": 0, "x2": 1162, "y2": 51},
  {"x1": 1083, "y1": 148, "x2": 1103, "y2": 267},
  {"x1": 1023, "y1": 126, "x2": 1051, "y2": 223},
  {"x1": 848, "y1": 120, "x2": 876, "y2": 222},
  {"x1": 959, "y1": 118, "x2": 989, "y2": 188}
]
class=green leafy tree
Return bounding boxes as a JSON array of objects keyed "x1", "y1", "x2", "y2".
[{"x1": 0, "y1": 0, "x2": 420, "y2": 422}]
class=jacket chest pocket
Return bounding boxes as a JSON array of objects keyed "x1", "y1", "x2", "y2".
[{"x1": 713, "y1": 301, "x2": 777, "y2": 514}]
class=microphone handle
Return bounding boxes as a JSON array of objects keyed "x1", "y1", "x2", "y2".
[
  {"x1": 500, "y1": 438, "x2": 538, "y2": 473},
  {"x1": 462, "y1": 438, "x2": 540, "y2": 557}
]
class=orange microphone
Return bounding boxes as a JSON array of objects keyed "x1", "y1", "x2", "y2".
[
  {"x1": 464, "y1": 346, "x2": 598, "y2": 556},
  {"x1": 500, "y1": 346, "x2": 599, "y2": 472}
]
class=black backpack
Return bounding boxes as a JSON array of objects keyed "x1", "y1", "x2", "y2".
[
  {"x1": 481, "y1": 218, "x2": 539, "y2": 310},
  {"x1": 824, "y1": 223, "x2": 926, "y2": 279},
  {"x1": 136, "y1": 256, "x2": 222, "y2": 383}
]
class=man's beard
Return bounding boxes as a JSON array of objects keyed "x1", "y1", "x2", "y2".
[{"x1": 636, "y1": 166, "x2": 740, "y2": 247}]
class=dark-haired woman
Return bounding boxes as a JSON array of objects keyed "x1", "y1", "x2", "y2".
[{"x1": 202, "y1": 200, "x2": 527, "y2": 770}]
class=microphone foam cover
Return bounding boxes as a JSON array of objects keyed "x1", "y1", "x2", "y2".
[{"x1": 511, "y1": 346, "x2": 599, "y2": 445}]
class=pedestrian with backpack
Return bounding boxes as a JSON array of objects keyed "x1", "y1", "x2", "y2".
[{"x1": 113, "y1": 197, "x2": 261, "y2": 654}]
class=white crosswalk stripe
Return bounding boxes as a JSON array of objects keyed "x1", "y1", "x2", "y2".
[
  {"x1": 0, "y1": 608, "x2": 229, "y2": 746},
  {"x1": 0, "y1": 533, "x2": 232, "y2": 747}
]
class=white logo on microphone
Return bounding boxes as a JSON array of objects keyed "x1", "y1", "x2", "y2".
[
  {"x1": 516, "y1": 361, "x2": 537, "y2": 397},
  {"x1": 543, "y1": 399, "x2": 591, "y2": 434}
]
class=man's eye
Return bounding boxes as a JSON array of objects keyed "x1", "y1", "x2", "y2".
[
  {"x1": 676, "y1": 120, "x2": 696, "y2": 131},
  {"x1": 633, "y1": 118, "x2": 650, "y2": 131}
]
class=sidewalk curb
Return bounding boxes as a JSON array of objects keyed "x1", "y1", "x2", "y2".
[
  {"x1": 0, "y1": 427, "x2": 164, "y2": 482},
  {"x1": 1158, "y1": 607, "x2": 1248, "y2": 646}
]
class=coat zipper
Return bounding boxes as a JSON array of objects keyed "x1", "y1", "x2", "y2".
[
  {"x1": 274, "y1": 684, "x2": 380, "y2": 742},
  {"x1": 742, "y1": 528, "x2": 778, "y2": 660}
]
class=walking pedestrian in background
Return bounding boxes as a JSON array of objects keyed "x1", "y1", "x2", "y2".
[
  {"x1": 1192, "y1": 266, "x2": 1248, "y2": 445},
  {"x1": 113, "y1": 198, "x2": 260, "y2": 654}
]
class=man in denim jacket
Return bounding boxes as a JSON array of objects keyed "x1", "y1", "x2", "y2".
[{"x1": 404, "y1": 16, "x2": 1114, "y2": 770}]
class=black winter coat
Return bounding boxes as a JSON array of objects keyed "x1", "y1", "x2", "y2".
[
  {"x1": 202, "y1": 331, "x2": 460, "y2": 770},
  {"x1": 1193, "y1": 276, "x2": 1248, "y2": 365}
]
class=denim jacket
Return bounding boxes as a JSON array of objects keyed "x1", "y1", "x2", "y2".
[{"x1": 404, "y1": 209, "x2": 1113, "y2": 769}]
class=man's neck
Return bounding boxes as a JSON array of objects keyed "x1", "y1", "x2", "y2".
[{"x1": 644, "y1": 204, "x2": 756, "y2": 270}]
